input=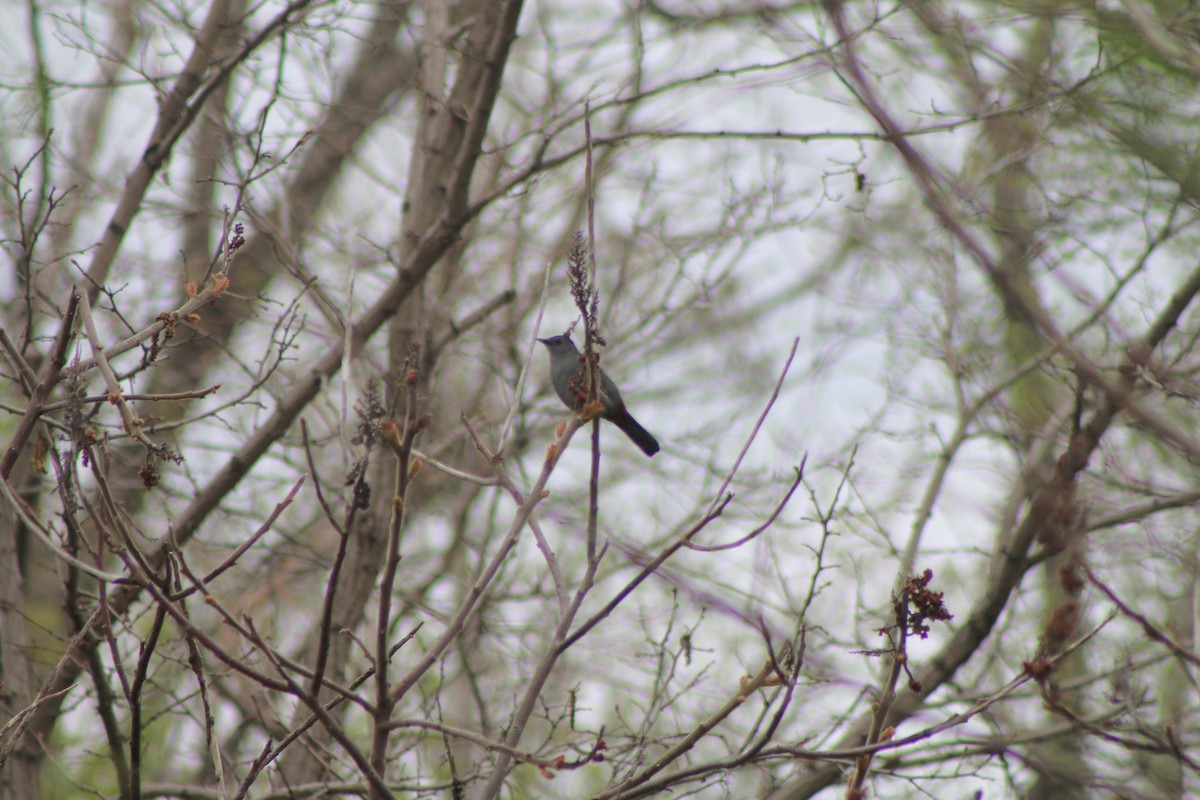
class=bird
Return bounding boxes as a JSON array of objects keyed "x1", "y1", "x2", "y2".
[{"x1": 538, "y1": 334, "x2": 660, "y2": 457}]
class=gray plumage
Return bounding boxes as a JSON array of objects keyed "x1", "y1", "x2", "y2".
[{"x1": 538, "y1": 334, "x2": 660, "y2": 457}]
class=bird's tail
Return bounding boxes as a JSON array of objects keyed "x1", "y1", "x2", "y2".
[{"x1": 610, "y1": 410, "x2": 660, "y2": 457}]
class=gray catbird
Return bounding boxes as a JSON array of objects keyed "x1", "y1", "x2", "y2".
[{"x1": 538, "y1": 334, "x2": 660, "y2": 456}]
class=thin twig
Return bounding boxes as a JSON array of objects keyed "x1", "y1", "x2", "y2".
[
  {"x1": 598, "y1": 643, "x2": 793, "y2": 799},
  {"x1": 387, "y1": 410, "x2": 578, "y2": 706},
  {"x1": 75, "y1": 286, "x2": 165, "y2": 456},
  {"x1": 1085, "y1": 563, "x2": 1200, "y2": 668},
  {"x1": 499, "y1": 260, "x2": 553, "y2": 452},
  {"x1": 0, "y1": 286, "x2": 78, "y2": 479},
  {"x1": 705, "y1": 337, "x2": 799, "y2": 517},
  {"x1": 244, "y1": 618, "x2": 397, "y2": 800}
]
